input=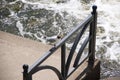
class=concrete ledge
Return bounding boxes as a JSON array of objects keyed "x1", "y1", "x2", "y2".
[
  {"x1": 0, "y1": 31, "x2": 59, "y2": 80},
  {"x1": 0, "y1": 31, "x2": 101, "y2": 80}
]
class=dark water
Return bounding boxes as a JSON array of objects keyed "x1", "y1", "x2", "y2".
[
  {"x1": 0, "y1": 0, "x2": 120, "y2": 79},
  {"x1": 0, "y1": 0, "x2": 79, "y2": 42}
]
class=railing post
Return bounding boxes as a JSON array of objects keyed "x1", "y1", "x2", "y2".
[
  {"x1": 61, "y1": 43, "x2": 66, "y2": 80},
  {"x1": 88, "y1": 5, "x2": 97, "y2": 67},
  {"x1": 23, "y1": 64, "x2": 32, "y2": 80}
]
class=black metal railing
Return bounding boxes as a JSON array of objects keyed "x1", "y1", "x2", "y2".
[{"x1": 23, "y1": 5, "x2": 97, "y2": 80}]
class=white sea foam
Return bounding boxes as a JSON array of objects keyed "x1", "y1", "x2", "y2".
[
  {"x1": 16, "y1": 21, "x2": 25, "y2": 36},
  {"x1": 94, "y1": 0, "x2": 120, "y2": 62},
  {"x1": 16, "y1": 21, "x2": 32, "y2": 37},
  {"x1": 20, "y1": 0, "x2": 89, "y2": 18},
  {"x1": 19, "y1": 0, "x2": 120, "y2": 64}
]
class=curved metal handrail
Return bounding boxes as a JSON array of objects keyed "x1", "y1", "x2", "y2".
[
  {"x1": 23, "y1": 5, "x2": 98, "y2": 80},
  {"x1": 30, "y1": 65, "x2": 64, "y2": 80}
]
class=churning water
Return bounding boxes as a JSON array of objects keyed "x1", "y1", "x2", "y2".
[{"x1": 0, "y1": 0, "x2": 120, "y2": 79}]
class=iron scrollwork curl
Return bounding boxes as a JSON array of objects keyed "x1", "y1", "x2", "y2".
[{"x1": 29, "y1": 65, "x2": 64, "y2": 80}]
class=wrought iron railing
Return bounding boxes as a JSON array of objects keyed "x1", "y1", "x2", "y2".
[{"x1": 23, "y1": 5, "x2": 98, "y2": 80}]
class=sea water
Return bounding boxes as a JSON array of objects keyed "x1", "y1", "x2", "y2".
[{"x1": 0, "y1": 0, "x2": 120, "y2": 79}]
